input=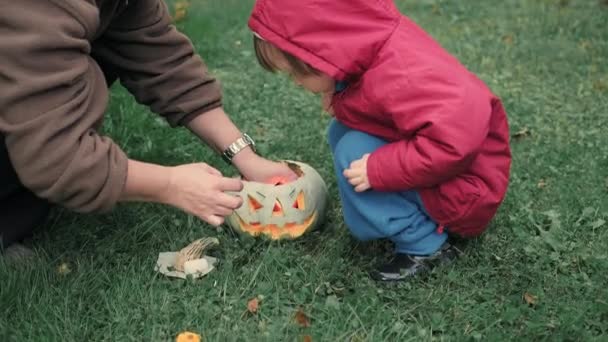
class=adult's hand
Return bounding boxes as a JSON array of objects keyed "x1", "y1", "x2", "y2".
[
  {"x1": 164, "y1": 163, "x2": 243, "y2": 225},
  {"x1": 120, "y1": 160, "x2": 243, "y2": 226},
  {"x1": 186, "y1": 107, "x2": 298, "y2": 184},
  {"x1": 233, "y1": 152, "x2": 298, "y2": 184}
]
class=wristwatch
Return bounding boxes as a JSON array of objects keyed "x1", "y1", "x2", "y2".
[{"x1": 222, "y1": 133, "x2": 256, "y2": 164}]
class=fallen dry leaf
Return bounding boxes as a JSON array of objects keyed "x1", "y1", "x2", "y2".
[
  {"x1": 302, "y1": 335, "x2": 313, "y2": 342},
  {"x1": 431, "y1": 4, "x2": 441, "y2": 15},
  {"x1": 524, "y1": 292, "x2": 538, "y2": 306},
  {"x1": 578, "y1": 39, "x2": 592, "y2": 50},
  {"x1": 537, "y1": 179, "x2": 547, "y2": 189},
  {"x1": 176, "y1": 331, "x2": 201, "y2": 342},
  {"x1": 57, "y1": 262, "x2": 71, "y2": 275},
  {"x1": 512, "y1": 127, "x2": 531, "y2": 139},
  {"x1": 173, "y1": 1, "x2": 190, "y2": 22},
  {"x1": 593, "y1": 80, "x2": 607, "y2": 92},
  {"x1": 502, "y1": 34, "x2": 515, "y2": 46},
  {"x1": 294, "y1": 308, "x2": 311, "y2": 328},
  {"x1": 247, "y1": 298, "x2": 259, "y2": 314}
]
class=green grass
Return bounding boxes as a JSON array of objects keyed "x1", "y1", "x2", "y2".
[{"x1": 2, "y1": 0, "x2": 608, "y2": 340}]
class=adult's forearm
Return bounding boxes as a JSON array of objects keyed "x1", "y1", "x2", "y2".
[
  {"x1": 120, "y1": 159, "x2": 172, "y2": 204},
  {"x1": 186, "y1": 107, "x2": 258, "y2": 170}
]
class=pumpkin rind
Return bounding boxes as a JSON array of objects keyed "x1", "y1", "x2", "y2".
[{"x1": 226, "y1": 161, "x2": 328, "y2": 240}]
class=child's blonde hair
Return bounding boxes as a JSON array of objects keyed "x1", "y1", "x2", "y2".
[{"x1": 253, "y1": 35, "x2": 320, "y2": 76}]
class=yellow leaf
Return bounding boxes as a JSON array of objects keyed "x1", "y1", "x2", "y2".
[
  {"x1": 176, "y1": 331, "x2": 201, "y2": 342},
  {"x1": 57, "y1": 262, "x2": 71, "y2": 275},
  {"x1": 173, "y1": 1, "x2": 190, "y2": 22},
  {"x1": 173, "y1": 9, "x2": 187, "y2": 22}
]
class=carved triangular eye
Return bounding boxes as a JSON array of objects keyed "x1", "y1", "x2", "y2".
[
  {"x1": 272, "y1": 200, "x2": 283, "y2": 217},
  {"x1": 292, "y1": 191, "x2": 306, "y2": 210},
  {"x1": 248, "y1": 195, "x2": 263, "y2": 213}
]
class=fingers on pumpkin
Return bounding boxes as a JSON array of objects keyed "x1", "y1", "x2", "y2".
[
  {"x1": 217, "y1": 193, "x2": 243, "y2": 209},
  {"x1": 214, "y1": 206, "x2": 233, "y2": 216},
  {"x1": 206, "y1": 215, "x2": 224, "y2": 226},
  {"x1": 219, "y1": 177, "x2": 244, "y2": 192}
]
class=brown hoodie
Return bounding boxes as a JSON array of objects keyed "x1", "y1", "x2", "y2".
[{"x1": 0, "y1": 0, "x2": 222, "y2": 212}]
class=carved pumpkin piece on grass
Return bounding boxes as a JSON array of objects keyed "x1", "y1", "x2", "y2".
[{"x1": 226, "y1": 161, "x2": 328, "y2": 240}]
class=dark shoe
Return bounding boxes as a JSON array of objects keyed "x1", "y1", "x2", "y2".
[{"x1": 371, "y1": 242, "x2": 460, "y2": 281}]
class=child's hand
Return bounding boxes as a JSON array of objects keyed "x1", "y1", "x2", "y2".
[{"x1": 343, "y1": 153, "x2": 371, "y2": 192}]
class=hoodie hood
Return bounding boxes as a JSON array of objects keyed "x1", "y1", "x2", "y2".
[{"x1": 248, "y1": 0, "x2": 400, "y2": 80}]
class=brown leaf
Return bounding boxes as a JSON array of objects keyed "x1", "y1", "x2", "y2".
[
  {"x1": 593, "y1": 80, "x2": 607, "y2": 92},
  {"x1": 294, "y1": 308, "x2": 311, "y2": 327},
  {"x1": 523, "y1": 292, "x2": 538, "y2": 306},
  {"x1": 247, "y1": 298, "x2": 259, "y2": 314},
  {"x1": 502, "y1": 34, "x2": 515, "y2": 46},
  {"x1": 302, "y1": 335, "x2": 313, "y2": 342},
  {"x1": 537, "y1": 179, "x2": 547, "y2": 189},
  {"x1": 431, "y1": 4, "x2": 441, "y2": 15}
]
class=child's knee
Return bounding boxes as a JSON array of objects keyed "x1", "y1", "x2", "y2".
[
  {"x1": 333, "y1": 131, "x2": 374, "y2": 169},
  {"x1": 327, "y1": 119, "x2": 347, "y2": 150}
]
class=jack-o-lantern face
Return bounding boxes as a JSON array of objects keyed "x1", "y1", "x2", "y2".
[{"x1": 226, "y1": 161, "x2": 328, "y2": 240}]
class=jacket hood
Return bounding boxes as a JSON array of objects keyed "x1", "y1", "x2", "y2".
[{"x1": 248, "y1": 0, "x2": 400, "y2": 80}]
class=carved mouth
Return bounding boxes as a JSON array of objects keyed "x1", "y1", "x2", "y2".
[{"x1": 235, "y1": 212, "x2": 317, "y2": 240}]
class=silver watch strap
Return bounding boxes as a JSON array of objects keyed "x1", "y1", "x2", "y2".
[{"x1": 222, "y1": 133, "x2": 256, "y2": 163}]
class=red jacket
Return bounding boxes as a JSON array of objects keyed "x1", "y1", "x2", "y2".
[{"x1": 249, "y1": 0, "x2": 511, "y2": 237}]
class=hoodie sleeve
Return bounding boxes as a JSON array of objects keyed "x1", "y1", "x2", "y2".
[
  {"x1": 0, "y1": 0, "x2": 128, "y2": 213},
  {"x1": 367, "y1": 70, "x2": 491, "y2": 191},
  {"x1": 93, "y1": 0, "x2": 222, "y2": 127}
]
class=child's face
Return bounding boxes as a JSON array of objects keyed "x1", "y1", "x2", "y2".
[{"x1": 273, "y1": 53, "x2": 335, "y2": 94}]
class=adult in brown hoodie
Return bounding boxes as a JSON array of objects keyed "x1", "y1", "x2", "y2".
[{"x1": 0, "y1": 0, "x2": 295, "y2": 248}]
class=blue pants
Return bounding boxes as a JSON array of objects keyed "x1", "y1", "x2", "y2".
[{"x1": 328, "y1": 120, "x2": 447, "y2": 255}]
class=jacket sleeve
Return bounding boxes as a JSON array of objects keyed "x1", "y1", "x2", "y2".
[
  {"x1": 0, "y1": 0, "x2": 128, "y2": 212},
  {"x1": 367, "y1": 70, "x2": 491, "y2": 191},
  {"x1": 93, "y1": 0, "x2": 222, "y2": 127}
]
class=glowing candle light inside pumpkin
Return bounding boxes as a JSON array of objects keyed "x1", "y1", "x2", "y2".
[{"x1": 227, "y1": 161, "x2": 328, "y2": 240}]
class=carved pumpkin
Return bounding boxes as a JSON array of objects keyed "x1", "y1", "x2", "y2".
[{"x1": 226, "y1": 161, "x2": 328, "y2": 240}]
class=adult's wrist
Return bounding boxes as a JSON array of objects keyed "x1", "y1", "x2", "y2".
[
  {"x1": 120, "y1": 159, "x2": 174, "y2": 205},
  {"x1": 230, "y1": 147, "x2": 259, "y2": 173}
]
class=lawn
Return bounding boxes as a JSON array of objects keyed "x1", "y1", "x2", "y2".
[{"x1": 1, "y1": 0, "x2": 608, "y2": 340}]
